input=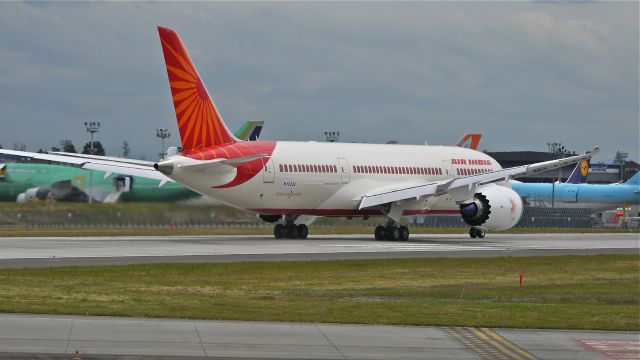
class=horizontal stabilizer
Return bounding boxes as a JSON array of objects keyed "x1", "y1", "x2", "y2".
[
  {"x1": 0, "y1": 149, "x2": 173, "y2": 184},
  {"x1": 178, "y1": 153, "x2": 268, "y2": 172}
]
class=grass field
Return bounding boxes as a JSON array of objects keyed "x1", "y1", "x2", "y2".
[{"x1": 0, "y1": 255, "x2": 637, "y2": 330}]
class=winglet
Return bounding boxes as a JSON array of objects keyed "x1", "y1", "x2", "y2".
[
  {"x1": 158, "y1": 26, "x2": 238, "y2": 151},
  {"x1": 587, "y1": 146, "x2": 600, "y2": 156}
]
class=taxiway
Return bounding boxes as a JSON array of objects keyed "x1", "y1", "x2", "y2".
[
  {"x1": 0, "y1": 233, "x2": 636, "y2": 268},
  {"x1": 0, "y1": 313, "x2": 637, "y2": 359}
]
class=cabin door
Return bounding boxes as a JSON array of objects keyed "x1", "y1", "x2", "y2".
[
  {"x1": 262, "y1": 158, "x2": 275, "y2": 183},
  {"x1": 338, "y1": 158, "x2": 350, "y2": 184}
]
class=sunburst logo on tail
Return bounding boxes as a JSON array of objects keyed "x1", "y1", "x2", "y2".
[
  {"x1": 158, "y1": 27, "x2": 237, "y2": 151},
  {"x1": 580, "y1": 160, "x2": 589, "y2": 177}
]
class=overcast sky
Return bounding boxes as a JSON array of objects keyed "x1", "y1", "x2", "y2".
[{"x1": 0, "y1": 2, "x2": 637, "y2": 163}]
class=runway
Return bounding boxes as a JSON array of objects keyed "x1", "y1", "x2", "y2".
[
  {"x1": 0, "y1": 233, "x2": 636, "y2": 268},
  {"x1": 0, "y1": 313, "x2": 637, "y2": 359}
]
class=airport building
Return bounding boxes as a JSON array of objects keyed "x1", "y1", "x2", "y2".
[{"x1": 485, "y1": 151, "x2": 637, "y2": 184}]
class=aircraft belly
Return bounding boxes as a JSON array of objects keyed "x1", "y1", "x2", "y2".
[{"x1": 194, "y1": 176, "x2": 460, "y2": 216}]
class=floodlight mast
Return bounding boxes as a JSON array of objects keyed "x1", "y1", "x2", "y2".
[
  {"x1": 84, "y1": 121, "x2": 101, "y2": 203},
  {"x1": 156, "y1": 128, "x2": 171, "y2": 160}
]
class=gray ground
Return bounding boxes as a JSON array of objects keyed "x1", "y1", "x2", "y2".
[
  {"x1": 0, "y1": 233, "x2": 636, "y2": 268},
  {"x1": 0, "y1": 314, "x2": 637, "y2": 360},
  {"x1": 0, "y1": 233, "x2": 637, "y2": 359}
]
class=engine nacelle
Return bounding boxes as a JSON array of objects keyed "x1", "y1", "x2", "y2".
[{"x1": 458, "y1": 184, "x2": 523, "y2": 231}]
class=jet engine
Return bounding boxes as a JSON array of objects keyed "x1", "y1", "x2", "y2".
[{"x1": 458, "y1": 183, "x2": 523, "y2": 231}]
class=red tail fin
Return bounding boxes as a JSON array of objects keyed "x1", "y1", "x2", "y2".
[
  {"x1": 158, "y1": 26, "x2": 237, "y2": 151},
  {"x1": 455, "y1": 133, "x2": 482, "y2": 150}
]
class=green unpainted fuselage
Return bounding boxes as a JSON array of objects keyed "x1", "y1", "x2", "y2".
[{"x1": 0, "y1": 162, "x2": 198, "y2": 202}]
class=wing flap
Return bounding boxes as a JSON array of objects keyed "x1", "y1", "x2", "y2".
[{"x1": 359, "y1": 180, "x2": 454, "y2": 209}]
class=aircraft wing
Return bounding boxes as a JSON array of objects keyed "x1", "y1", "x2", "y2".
[
  {"x1": 0, "y1": 149, "x2": 171, "y2": 183},
  {"x1": 359, "y1": 147, "x2": 599, "y2": 209}
]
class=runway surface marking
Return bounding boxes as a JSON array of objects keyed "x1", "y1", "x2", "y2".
[
  {"x1": 443, "y1": 327, "x2": 538, "y2": 360},
  {"x1": 575, "y1": 339, "x2": 640, "y2": 360}
]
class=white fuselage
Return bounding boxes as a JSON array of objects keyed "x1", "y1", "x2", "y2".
[{"x1": 168, "y1": 142, "x2": 504, "y2": 217}]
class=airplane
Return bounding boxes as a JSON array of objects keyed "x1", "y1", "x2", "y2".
[
  {"x1": 455, "y1": 133, "x2": 482, "y2": 150},
  {"x1": 512, "y1": 164, "x2": 639, "y2": 211},
  {"x1": 0, "y1": 162, "x2": 197, "y2": 203},
  {"x1": 0, "y1": 121, "x2": 262, "y2": 203},
  {"x1": 565, "y1": 158, "x2": 590, "y2": 184},
  {"x1": 0, "y1": 26, "x2": 598, "y2": 240},
  {"x1": 235, "y1": 120, "x2": 264, "y2": 141}
]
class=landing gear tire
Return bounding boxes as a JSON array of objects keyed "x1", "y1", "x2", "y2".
[
  {"x1": 274, "y1": 224, "x2": 285, "y2": 239},
  {"x1": 297, "y1": 224, "x2": 308, "y2": 239},
  {"x1": 469, "y1": 227, "x2": 485, "y2": 239},
  {"x1": 386, "y1": 226, "x2": 400, "y2": 241},
  {"x1": 374, "y1": 225, "x2": 386, "y2": 240},
  {"x1": 398, "y1": 226, "x2": 409, "y2": 241},
  {"x1": 285, "y1": 224, "x2": 298, "y2": 239}
]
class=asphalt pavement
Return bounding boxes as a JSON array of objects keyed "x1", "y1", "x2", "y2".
[
  {"x1": 0, "y1": 233, "x2": 636, "y2": 268},
  {"x1": 0, "y1": 314, "x2": 637, "y2": 359}
]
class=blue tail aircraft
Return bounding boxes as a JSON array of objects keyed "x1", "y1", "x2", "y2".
[
  {"x1": 512, "y1": 159, "x2": 639, "y2": 211},
  {"x1": 564, "y1": 159, "x2": 590, "y2": 184}
]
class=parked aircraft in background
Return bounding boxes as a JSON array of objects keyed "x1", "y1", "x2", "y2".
[
  {"x1": 0, "y1": 162, "x2": 197, "y2": 203},
  {"x1": 512, "y1": 167, "x2": 639, "y2": 212},
  {"x1": 0, "y1": 121, "x2": 262, "y2": 203},
  {"x1": 455, "y1": 133, "x2": 482, "y2": 150},
  {"x1": 564, "y1": 159, "x2": 590, "y2": 184},
  {"x1": 235, "y1": 120, "x2": 264, "y2": 141},
  {"x1": 0, "y1": 27, "x2": 597, "y2": 240}
]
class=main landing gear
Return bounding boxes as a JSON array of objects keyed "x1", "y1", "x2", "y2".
[
  {"x1": 273, "y1": 215, "x2": 308, "y2": 239},
  {"x1": 374, "y1": 224, "x2": 409, "y2": 241},
  {"x1": 469, "y1": 227, "x2": 485, "y2": 238},
  {"x1": 274, "y1": 223, "x2": 308, "y2": 239}
]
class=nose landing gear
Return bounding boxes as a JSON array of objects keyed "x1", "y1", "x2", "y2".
[{"x1": 469, "y1": 227, "x2": 485, "y2": 238}]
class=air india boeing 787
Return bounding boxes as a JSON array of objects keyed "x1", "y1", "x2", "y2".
[{"x1": 0, "y1": 27, "x2": 598, "y2": 240}]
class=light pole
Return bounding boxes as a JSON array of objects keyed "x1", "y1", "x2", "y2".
[
  {"x1": 156, "y1": 128, "x2": 171, "y2": 160},
  {"x1": 84, "y1": 121, "x2": 100, "y2": 203},
  {"x1": 324, "y1": 131, "x2": 340, "y2": 143}
]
